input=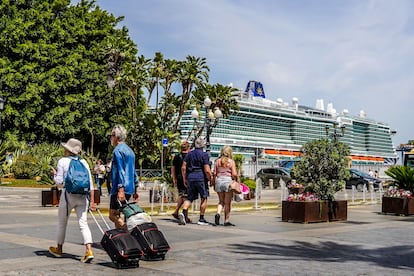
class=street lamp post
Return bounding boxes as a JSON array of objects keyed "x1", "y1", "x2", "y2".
[
  {"x1": 325, "y1": 122, "x2": 346, "y2": 198},
  {"x1": 325, "y1": 122, "x2": 345, "y2": 142},
  {"x1": 191, "y1": 96, "x2": 222, "y2": 157}
]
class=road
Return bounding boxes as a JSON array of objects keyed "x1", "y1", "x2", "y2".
[{"x1": 0, "y1": 186, "x2": 413, "y2": 275}]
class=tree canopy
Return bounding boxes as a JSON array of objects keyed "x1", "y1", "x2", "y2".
[{"x1": 0, "y1": 0, "x2": 239, "y2": 170}]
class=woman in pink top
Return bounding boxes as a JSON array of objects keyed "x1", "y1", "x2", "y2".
[{"x1": 212, "y1": 145, "x2": 238, "y2": 226}]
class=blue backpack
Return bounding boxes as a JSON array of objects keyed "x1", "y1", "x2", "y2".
[{"x1": 65, "y1": 156, "x2": 90, "y2": 194}]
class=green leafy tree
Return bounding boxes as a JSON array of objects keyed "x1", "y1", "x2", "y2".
[
  {"x1": 0, "y1": 0, "x2": 138, "y2": 154},
  {"x1": 292, "y1": 138, "x2": 350, "y2": 200}
]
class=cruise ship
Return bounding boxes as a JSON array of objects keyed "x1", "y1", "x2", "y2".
[{"x1": 180, "y1": 81, "x2": 397, "y2": 175}]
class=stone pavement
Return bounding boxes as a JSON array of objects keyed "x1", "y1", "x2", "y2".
[{"x1": 1, "y1": 186, "x2": 414, "y2": 275}]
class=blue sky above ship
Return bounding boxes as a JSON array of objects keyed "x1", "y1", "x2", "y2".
[{"x1": 74, "y1": 0, "x2": 414, "y2": 146}]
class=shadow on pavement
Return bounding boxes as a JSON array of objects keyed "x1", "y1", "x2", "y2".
[
  {"x1": 228, "y1": 241, "x2": 414, "y2": 269},
  {"x1": 34, "y1": 250, "x2": 80, "y2": 262}
]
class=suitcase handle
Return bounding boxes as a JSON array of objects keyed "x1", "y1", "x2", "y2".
[{"x1": 89, "y1": 208, "x2": 111, "y2": 234}]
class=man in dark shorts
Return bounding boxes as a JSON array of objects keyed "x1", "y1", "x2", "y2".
[
  {"x1": 108, "y1": 124, "x2": 139, "y2": 229},
  {"x1": 179, "y1": 137, "x2": 212, "y2": 225},
  {"x1": 171, "y1": 141, "x2": 190, "y2": 220}
]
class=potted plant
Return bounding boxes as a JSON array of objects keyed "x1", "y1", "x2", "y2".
[
  {"x1": 382, "y1": 165, "x2": 414, "y2": 215},
  {"x1": 283, "y1": 138, "x2": 350, "y2": 223}
]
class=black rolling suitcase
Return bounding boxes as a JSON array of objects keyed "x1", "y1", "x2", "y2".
[
  {"x1": 89, "y1": 209, "x2": 143, "y2": 268},
  {"x1": 130, "y1": 222, "x2": 170, "y2": 260}
]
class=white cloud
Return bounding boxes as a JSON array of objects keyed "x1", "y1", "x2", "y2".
[{"x1": 92, "y1": 0, "x2": 414, "y2": 145}]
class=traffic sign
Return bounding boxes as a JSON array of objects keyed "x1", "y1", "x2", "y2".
[{"x1": 162, "y1": 138, "x2": 168, "y2": 147}]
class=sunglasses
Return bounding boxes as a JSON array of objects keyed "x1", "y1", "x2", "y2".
[{"x1": 108, "y1": 134, "x2": 116, "y2": 139}]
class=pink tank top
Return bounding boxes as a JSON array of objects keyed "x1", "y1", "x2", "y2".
[{"x1": 215, "y1": 159, "x2": 233, "y2": 177}]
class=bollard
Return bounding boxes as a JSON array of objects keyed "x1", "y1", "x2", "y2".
[
  {"x1": 255, "y1": 178, "x2": 261, "y2": 209},
  {"x1": 369, "y1": 183, "x2": 375, "y2": 203},
  {"x1": 379, "y1": 183, "x2": 384, "y2": 202},
  {"x1": 269, "y1": 179, "x2": 274, "y2": 190},
  {"x1": 351, "y1": 185, "x2": 356, "y2": 204},
  {"x1": 362, "y1": 184, "x2": 367, "y2": 202},
  {"x1": 159, "y1": 183, "x2": 166, "y2": 213}
]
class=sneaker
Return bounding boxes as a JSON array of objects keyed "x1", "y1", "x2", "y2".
[
  {"x1": 197, "y1": 218, "x2": 209, "y2": 225},
  {"x1": 215, "y1": 214, "x2": 220, "y2": 225},
  {"x1": 172, "y1": 213, "x2": 179, "y2": 220},
  {"x1": 224, "y1": 222, "x2": 236, "y2": 227},
  {"x1": 49, "y1": 246, "x2": 62, "y2": 258},
  {"x1": 178, "y1": 213, "x2": 186, "y2": 225},
  {"x1": 81, "y1": 250, "x2": 94, "y2": 263}
]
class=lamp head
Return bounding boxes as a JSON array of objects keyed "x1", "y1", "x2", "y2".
[
  {"x1": 214, "y1": 107, "x2": 222, "y2": 118},
  {"x1": 191, "y1": 107, "x2": 199, "y2": 119},
  {"x1": 204, "y1": 96, "x2": 212, "y2": 107}
]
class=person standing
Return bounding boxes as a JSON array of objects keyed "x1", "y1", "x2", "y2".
[
  {"x1": 179, "y1": 137, "x2": 212, "y2": 226},
  {"x1": 368, "y1": 168, "x2": 374, "y2": 177},
  {"x1": 171, "y1": 141, "x2": 190, "y2": 220},
  {"x1": 49, "y1": 138, "x2": 96, "y2": 263},
  {"x1": 108, "y1": 124, "x2": 139, "y2": 229},
  {"x1": 104, "y1": 158, "x2": 112, "y2": 196},
  {"x1": 212, "y1": 145, "x2": 238, "y2": 226},
  {"x1": 93, "y1": 159, "x2": 105, "y2": 196}
]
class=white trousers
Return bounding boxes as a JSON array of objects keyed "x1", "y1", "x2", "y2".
[{"x1": 56, "y1": 190, "x2": 93, "y2": 245}]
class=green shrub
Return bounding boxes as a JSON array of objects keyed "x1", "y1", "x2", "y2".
[
  {"x1": 11, "y1": 154, "x2": 37, "y2": 179},
  {"x1": 241, "y1": 177, "x2": 256, "y2": 190}
]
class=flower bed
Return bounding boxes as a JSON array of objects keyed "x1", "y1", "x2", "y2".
[
  {"x1": 287, "y1": 192, "x2": 318, "y2": 202},
  {"x1": 382, "y1": 187, "x2": 414, "y2": 215},
  {"x1": 287, "y1": 182, "x2": 305, "y2": 195}
]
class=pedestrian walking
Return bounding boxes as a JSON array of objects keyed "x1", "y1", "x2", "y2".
[
  {"x1": 212, "y1": 145, "x2": 238, "y2": 226},
  {"x1": 48, "y1": 138, "x2": 96, "y2": 263},
  {"x1": 171, "y1": 141, "x2": 190, "y2": 220},
  {"x1": 179, "y1": 137, "x2": 212, "y2": 225},
  {"x1": 108, "y1": 124, "x2": 139, "y2": 229},
  {"x1": 104, "y1": 158, "x2": 112, "y2": 196},
  {"x1": 93, "y1": 159, "x2": 105, "y2": 196}
]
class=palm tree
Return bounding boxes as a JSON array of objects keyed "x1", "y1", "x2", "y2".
[
  {"x1": 147, "y1": 52, "x2": 164, "y2": 110},
  {"x1": 172, "y1": 56, "x2": 209, "y2": 133},
  {"x1": 385, "y1": 165, "x2": 414, "y2": 192}
]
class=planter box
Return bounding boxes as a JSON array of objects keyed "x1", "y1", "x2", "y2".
[
  {"x1": 382, "y1": 197, "x2": 414, "y2": 216},
  {"x1": 41, "y1": 188, "x2": 61, "y2": 206},
  {"x1": 282, "y1": 200, "x2": 347, "y2": 223},
  {"x1": 41, "y1": 188, "x2": 100, "y2": 207}
]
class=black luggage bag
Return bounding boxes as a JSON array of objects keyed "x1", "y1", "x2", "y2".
[
  {"x1": 90, "y1": 209, "x2": 143, "y2": 268},
  {"x1": 130, "y1": 222, "x2": 170, "y2": 260}
]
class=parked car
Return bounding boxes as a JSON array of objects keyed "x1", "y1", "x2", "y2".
[
  {"x1": 256, "y1": 167, "x2": 291, "y2": 188},
  {"x1": 345, "y1": 168, "x2": 382, "y2": 191}
]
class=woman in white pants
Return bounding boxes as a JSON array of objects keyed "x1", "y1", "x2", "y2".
[{"x1": 48, "y1": 138, "x2": 96, "y2": 263}]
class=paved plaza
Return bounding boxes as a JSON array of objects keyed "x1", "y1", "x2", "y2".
[{"x1": 0, "y1": 186, "x2": 414, "y2": 275}]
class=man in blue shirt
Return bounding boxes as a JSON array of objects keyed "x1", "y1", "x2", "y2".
[
  {"x1": 179, "y1": 137, "x2": 212, "y2": 225},
  {"x1": 108, "y1": 124, "x2": 139, "y2": 229}
]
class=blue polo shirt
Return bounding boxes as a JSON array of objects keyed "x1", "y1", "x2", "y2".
[{"x1": 184, "y1": 148, "x2": 210, "y2": 181}]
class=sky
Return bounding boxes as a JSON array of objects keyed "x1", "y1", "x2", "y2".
[{"x1": 85, "y1": 0, "x2": 413, "y2": 147}]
